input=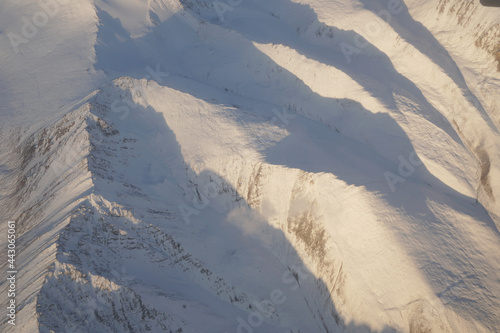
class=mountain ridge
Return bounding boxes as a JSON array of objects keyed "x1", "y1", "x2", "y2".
[{"x1": 1, "y1": 1, "x2": 500, "y2": 332}]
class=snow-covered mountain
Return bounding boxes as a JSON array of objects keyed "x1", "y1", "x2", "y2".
[{"x1": 1, "y1": 0, "x2": 500, "y2": 332}]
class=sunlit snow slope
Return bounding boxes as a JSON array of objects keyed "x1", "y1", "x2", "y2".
[{"x1": 1, "y1": 0, "x2": 500, "y2": 332}]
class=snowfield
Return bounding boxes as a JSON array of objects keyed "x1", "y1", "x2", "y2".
[{"x1": 1, "y1": 0, "x2": 500, "y2": 332}]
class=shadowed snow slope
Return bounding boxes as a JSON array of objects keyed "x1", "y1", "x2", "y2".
[{"x1": 1, "y1": 0, "x2": 500, "y2": 332}]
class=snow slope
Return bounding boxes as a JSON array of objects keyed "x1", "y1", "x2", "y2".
[{"x1": 1, "y1": 0, "x2": 500, "y2": 332}]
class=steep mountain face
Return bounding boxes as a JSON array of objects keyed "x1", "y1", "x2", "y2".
[{"x1": 1, "y1": 1, "x2": 500, "y2": 332}]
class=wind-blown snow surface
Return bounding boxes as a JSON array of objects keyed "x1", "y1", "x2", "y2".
[{"x1": 1, "y1": 0, "x2": 500, "y2": 332}]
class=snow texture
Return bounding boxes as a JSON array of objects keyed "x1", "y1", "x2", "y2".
[{"x1": 1, "y1": 0, "x2": 500, "y2": 332}]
